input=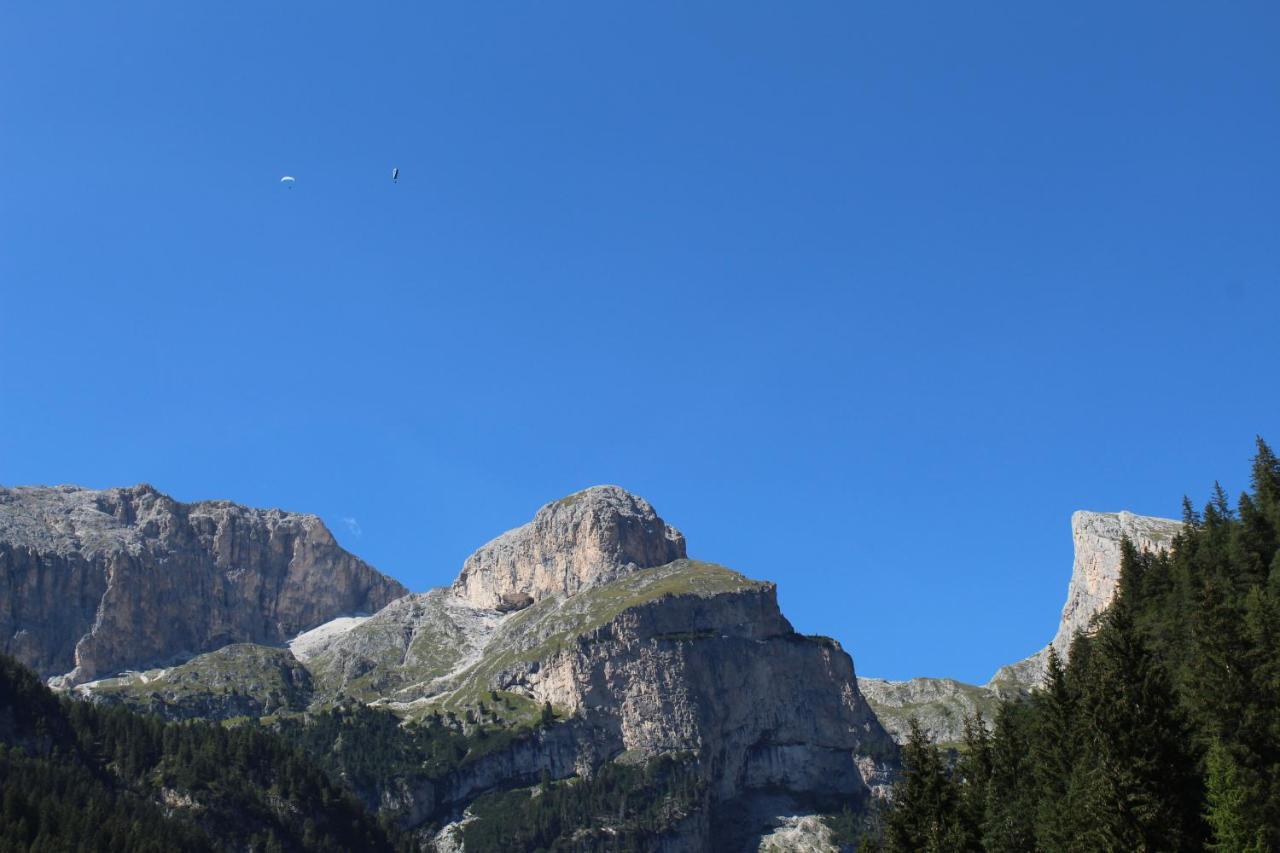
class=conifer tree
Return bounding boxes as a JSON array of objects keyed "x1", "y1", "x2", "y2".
[
  {"x1": 1205, "y1": 739, "x2": 1267, "y2": 853},
  {"x1": 1031, "y1": 646, "x2": 1075, "y2": 852},
  {"x1": 883, "y1": 719, "x2": 966, "y2": 853},
  {"x1": 1251, "y1": 437, "x2": 1280, "y2": 523},
  {"x1": 981, "y1": 703, "x2": 1034, "y2": 853},
  {"x1": 1079, "y1": 564, "x2": 1203, "y2": 851},
  {"x1": 955, "y1": 712, "x2": 992, "y2": 849}
]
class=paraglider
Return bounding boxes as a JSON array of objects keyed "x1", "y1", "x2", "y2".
[
  {"x1": 391, "y1": 167, "x2": 399, "y2": 183},
  {"x1": 280, "y1": 176, "x2": 295, "y2": 189}
]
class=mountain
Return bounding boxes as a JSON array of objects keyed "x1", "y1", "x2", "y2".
[
  {"x1": 0, "y1": 484, "x2": 408, "y2": 686},
  {"x1": 4, "y1": 484, "x2": 896, "y2": 850},
  {"x1": 861, "y1": 509, "x2": 1182, "y2": 745}
]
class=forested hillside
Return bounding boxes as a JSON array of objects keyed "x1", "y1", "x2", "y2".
[
  {"x1": 872, "y1": 438, "x2": 1280, "y2": 852},
  {"x1": 0, "y1": 654, "x2": 402, "y2": 853},
  {"x1": 0, "y1": 653, "x2": 708, "y2": 851}
]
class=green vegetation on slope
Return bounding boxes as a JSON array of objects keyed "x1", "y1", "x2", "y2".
[
  {"x1": 462, "y1": 753, "x2": 706, "y2": 852},
  {"x1": 0, "y1": 653, "x2": 402, "y2": 853},
  {"x1": 272, "y1": 697, "x2": 563, "y2": 824},
  {"x1": 87, "y1": 643, "x2": 313, "y2": 719}
]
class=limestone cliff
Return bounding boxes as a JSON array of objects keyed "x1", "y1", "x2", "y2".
[
  {"x1": 989, "y1": 509, "x2": 1182, "y2": 687},
  {"x1": 451, "y1": 486, "x2": 686, "y2": 609},
  {"x1": 863, "y1": 509, "x2": 1182, "y2": 746},
  {"x1": 470, "y1": 561, "x2": 896, "y2": 800},
  {"x1": 0, "y1": 484, "x2": 407, "y2": 685}
]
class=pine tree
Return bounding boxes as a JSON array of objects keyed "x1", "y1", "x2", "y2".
[
  {"x1": 955, "y1": 712, "x2": 992, "y2": 850},
  {"x1": 1205, "y1": 739, "x2": 1267, "y2": 852},
  {"x1": 1251, "y1": 438, "x2": 1280, "y2": 525},
  {"x1": 1191, "y1": 577, "x2": 1250, "y2": 744},
  {"x1": 1031, "y1": 646, "x2": 1075, "y2": 852},
  {"x1": 1078, "y1": 569, "x2": 1203, "y2": 850},
  {"x1": 981, "y1": 703, "x2": 1034, "y2": 853},
  {"x1": 882, "y1": 719, "x2": 966, "y2": 853}
]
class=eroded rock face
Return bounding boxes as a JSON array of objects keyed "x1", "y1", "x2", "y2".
[
  {"x1": 865, "y1": 509, "x2": 1183, "y2": 745},
  {"x1": 500, "y1": 583, "x2": 897, "y2": 804},
  {"x1": 989, "y1": 509, "x2": 1182, "y2": 688},
  {"x1": 451, "y1": 486, "x2": 686, "y2": 609},
  {"x1": 1052, "y1": 511, "x2": 1182, "y2": 655},
  {"x1": 0, "y1": 484, "x2": 407, "y2": 684}
]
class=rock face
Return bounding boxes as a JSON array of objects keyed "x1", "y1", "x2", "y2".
[
  {"x1": 1050, "y1": 511, "x2": 1182, "y2": 659},
  {"x1": 488, "y1": 563, "x2": 897, "y2": 805},
  {"x1": 451, "y1": 486, "x2": 686, "y2": 609},
  {"x1": 989, "y1": 509, "x2": 1182, "y2": 688},
  {"x1": 0, "y1": 484, "x2": 407, "y2": 685},
  {"x1": 864, "y1": 509, "x2": 1182, "y2": 746},
  {"x1": 857, "y1": 677, "x2": 1012, "y2": 747}
]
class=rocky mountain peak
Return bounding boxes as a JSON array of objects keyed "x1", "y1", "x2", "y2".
[
  {"x1": 1051, "y1": 510, "x2": 1182, "y2": 654},
  {"x1": 1, "y1": 483, "x2": 408, "y2": 684},
  {"x1": 451, "y1": 485, "x2": 687, "y2": 609},
  {"x1": 985, "y1": 508, "x2": 1182, "y2": 689}
]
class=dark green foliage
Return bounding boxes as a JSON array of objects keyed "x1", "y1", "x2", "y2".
[
  {"x1": 981, "y1": 703, "x2": 1035, "y2": 852},
  {"x1": 0, "y1": 654, "x2": 402, "y2": 852},
  {"x1": 274, "y1": 702, "x2": 478, "y2": 814},
  {"x1": 461, "y1": 754, "x2": 705, "y2": 852},
  {"x1": 1029, "y1": 648, "x2": 1074, "y2": 851},
  {"x1": 880, "y1": 439, "x2": 1280, "y2": 852},
  {"x1": 882, "y1": 719, "x2": 975, "y2": 852},
  {"x1": 955, "y1": 711, "x2": 992, "y2": 845},
  {"x1": 1072, "y1": 562, "x2": 1201, "y2": 851},
  {"x1": 272, "y1": 699, "x2": 561, "y2": 830}
]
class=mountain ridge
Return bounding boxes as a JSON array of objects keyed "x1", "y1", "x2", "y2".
[
  {"x1": 0, "y1": 483, "x2": 408, "y2": 685},
  {"x1": 4, "y1": 482, "x2": 897, "y2": 849}
]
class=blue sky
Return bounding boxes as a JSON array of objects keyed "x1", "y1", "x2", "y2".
[{"x1": 2, "y1": 3, "x2": 1277, "y2": 683}]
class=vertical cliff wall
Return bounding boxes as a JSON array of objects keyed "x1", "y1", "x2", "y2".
[{"x1": 0, "y1": 484, "x2": 407, "y2": 684}]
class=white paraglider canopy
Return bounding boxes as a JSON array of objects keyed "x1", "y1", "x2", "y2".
[{"x1": 280, "y1": 176, "x2": 296, "y2": 188}]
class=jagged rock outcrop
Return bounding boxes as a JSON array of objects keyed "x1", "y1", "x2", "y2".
[
  {"x1": 0, "y1": 484, "x2": 407, "y2": 685},
  {"x1": 863, "y1": 509, "x2": 1182, "y2": 746},
  {"x1": 451, "y1": 486, "x2": 686, "y2": 609},
  {"x1": 989, "y1": 509, "x2": 1182, "y2": 688}
]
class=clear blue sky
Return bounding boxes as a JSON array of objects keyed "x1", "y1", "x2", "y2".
[{"x1": 3, "y1": 3, "x2": 1278, "y2": 683}]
